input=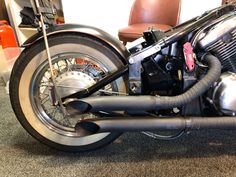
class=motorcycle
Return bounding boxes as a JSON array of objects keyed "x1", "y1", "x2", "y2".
[{"x1": 9, "y1": 0, "x2": 236, "y2": 152}]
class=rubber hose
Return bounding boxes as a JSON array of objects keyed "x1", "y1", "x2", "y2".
[{"x1": 155, "y1": 54, "x2": 222, "y2": 109}]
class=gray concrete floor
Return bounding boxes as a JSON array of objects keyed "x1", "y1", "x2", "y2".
[{"x1": 1, "y1": 85, "x2": 236, "y2": 177}]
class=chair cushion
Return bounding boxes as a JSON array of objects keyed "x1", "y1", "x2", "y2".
[{"x1": 118, "y1": 23, "x2": 172, "y2": 43}]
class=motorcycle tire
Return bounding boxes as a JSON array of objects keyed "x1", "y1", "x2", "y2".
[{"x1": 10, "y1": 34, "x2": 127, "y2": 152}]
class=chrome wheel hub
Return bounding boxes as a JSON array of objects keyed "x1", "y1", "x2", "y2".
[{"x1": 55, "y1": 71, "x2": 96, "y2": 98}]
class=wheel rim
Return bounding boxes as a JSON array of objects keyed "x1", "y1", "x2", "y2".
[{"x1": 29, "y1": 52, "x2": 117, "y2": 141}]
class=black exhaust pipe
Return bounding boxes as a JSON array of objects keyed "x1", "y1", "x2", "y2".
[
  {"x1": 70, "y1": 54, "x2": 221, "y2": 113},
  {"x1": 76, "y1": 117, "x2": 236, "y2": 136}
]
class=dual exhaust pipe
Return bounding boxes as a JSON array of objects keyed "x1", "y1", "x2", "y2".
[
  {"x1": 71, "y1": 54, "x2": 231, "y2": 135},
  {"x1": 76, "y1": 116, "x2": 236, "y2": 136}
]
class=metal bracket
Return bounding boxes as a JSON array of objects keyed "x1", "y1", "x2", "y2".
[
  {"x1": 129, "y1": 43, "x2": 161, "y2": 64},
  {"x1": 127, "y1": 37, "x2": 162, "y2": 94},
  {"x1": 129, "y1": 62, "x2": 142, "y2": 94}
]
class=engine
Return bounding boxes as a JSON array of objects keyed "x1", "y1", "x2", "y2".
[
  {"x1": 199, "y1": 15, "x2": 236, "y2": 115},
  {"x1": 211, "y1": 72, "x2": 236, "y2": 116},
  {"x1": 199, "y1": 15, "x2": 236, "y2": 72}
]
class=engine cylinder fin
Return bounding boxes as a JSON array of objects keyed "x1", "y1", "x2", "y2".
[
  {"x1": 220, "y1": 49, "x2": 236, "y2": 60},
  {"x1": 217, "y1": 41, "x2": 236, "y2": 53},
  {"x1": 206, "y1": 41, "x2": 224, "y2": 51},
  {"x1": 205, "y1": 28, "x2": 236, "y2": 72}
]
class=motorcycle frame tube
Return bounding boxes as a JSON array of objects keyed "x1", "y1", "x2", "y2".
[
  {"x1": 128, "y1": 4, "x2": 235, "y2": 65},
  {"x1": 162, "y1": 4, "x2": 235, "y2": 47},
  {"x1": 63, "y1": 65, "x2": 128, "y2": 99}
]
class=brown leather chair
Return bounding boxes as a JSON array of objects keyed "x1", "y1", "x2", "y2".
[
  {"x1": 222, "y1": 0, "x2": 236, "y2": 4},
  {"x1": 119, "y1": 0, "x2": 181, "y2": 44}
]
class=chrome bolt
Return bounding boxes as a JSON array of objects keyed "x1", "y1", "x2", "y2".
[{"x1": 129, "y1": 58, "x2": 134, "y2": 64}]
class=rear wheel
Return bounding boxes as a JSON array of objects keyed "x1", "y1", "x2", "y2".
[{"x1": 10, "y1": 34, "x2": 127, "y2": 152}]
